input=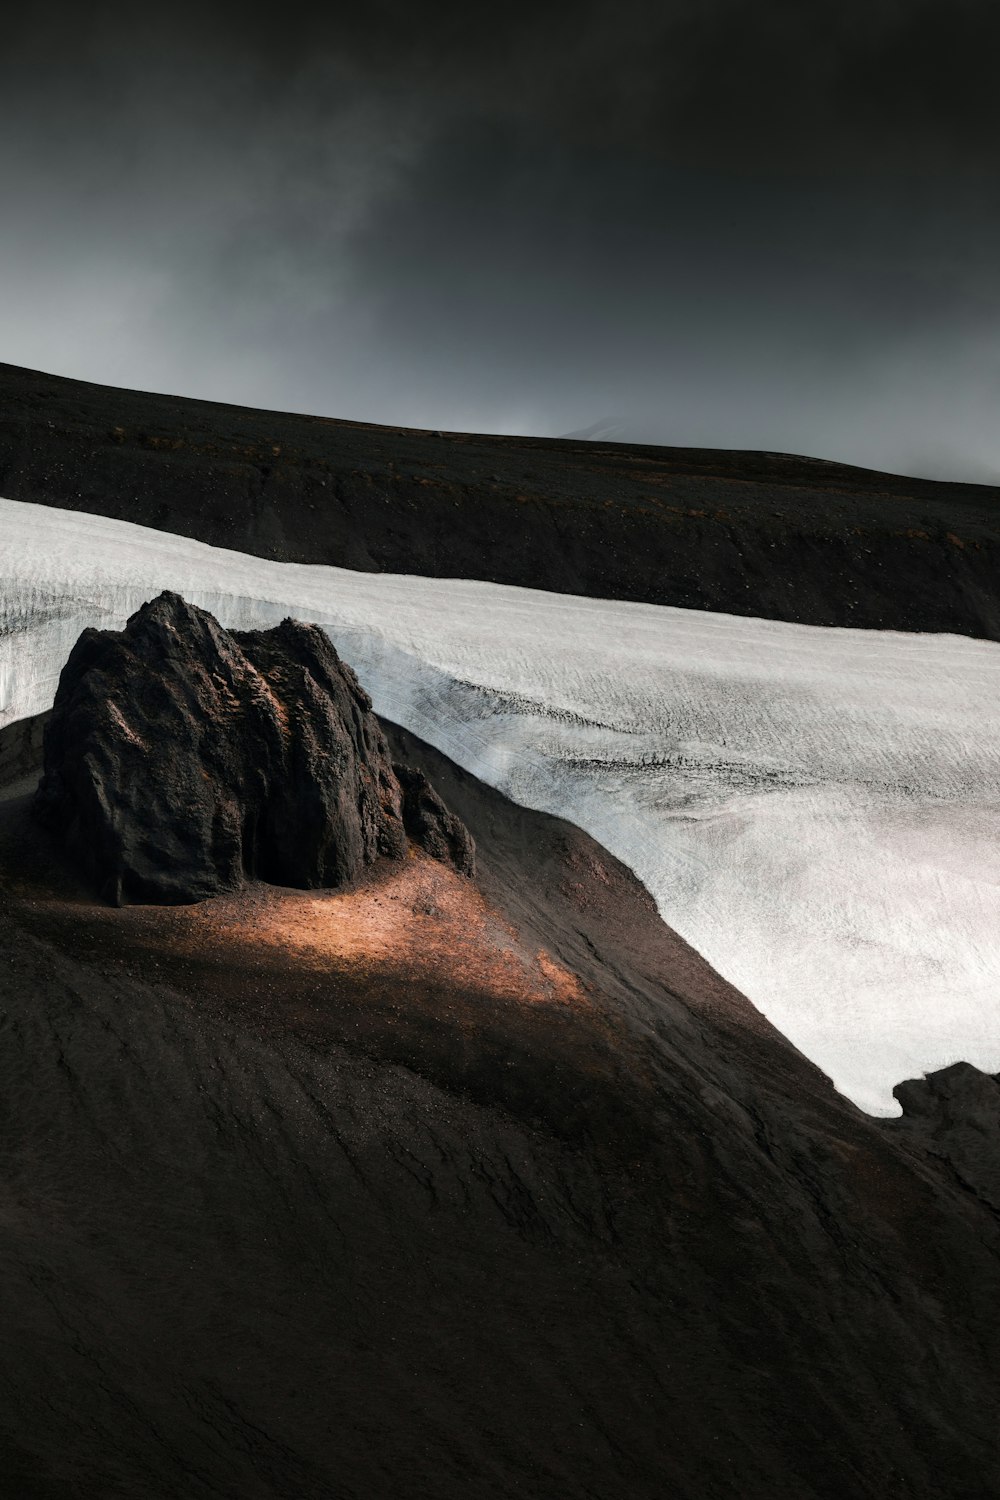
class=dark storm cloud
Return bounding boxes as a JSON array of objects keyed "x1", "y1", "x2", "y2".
[{"x1": 2, "y1": 2, "x2": 1000, "y2": 479}]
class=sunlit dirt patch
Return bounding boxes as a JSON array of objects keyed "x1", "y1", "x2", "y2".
[
  {"x1": 173, "y1": 850, "x2": 588, "y2": 1011},
  {"x1": 1, "y1": 816, "x2": 623, "y2": 1141},
  {"x1": 1, "y1": 812, "x2": 589, "y2": 1031}
]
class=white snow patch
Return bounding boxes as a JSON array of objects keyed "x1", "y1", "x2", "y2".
[{"x1": 2, "y1": 495, "x2": 1000, "y2": 1115}]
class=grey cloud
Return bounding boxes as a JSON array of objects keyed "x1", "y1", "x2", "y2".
[{"x1": 1, "y1": 2, "x2": 1000, "y2": 480}]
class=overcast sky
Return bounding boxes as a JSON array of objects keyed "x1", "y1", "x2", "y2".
[{"x1": 3, "y1": 1, "x2": 1000, "y2": 479}]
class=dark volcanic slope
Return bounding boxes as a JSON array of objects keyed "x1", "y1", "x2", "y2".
[
  {"x1": 1, "y1": 714, "x2": 998, "y2": 1500},
  {"x1": 4, "y1": 361, "x2": 1000, "y2": 638}
]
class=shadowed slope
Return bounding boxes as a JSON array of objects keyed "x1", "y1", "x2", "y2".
[
  {"x1": 0, "y1": 715, "x2": 998, "y2": 1499},
  {"x1": 4, "y1": 360, "x2": 1000, "y2": 638}
]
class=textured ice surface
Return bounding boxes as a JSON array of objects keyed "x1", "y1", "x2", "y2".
[{"x1": 3, "y1": 495, "x2": 1000, "y2": 1115}]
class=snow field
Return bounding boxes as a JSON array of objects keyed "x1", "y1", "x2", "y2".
[{"x1": 3, "y1": 494, "x2": 1000, "y2": 1114}]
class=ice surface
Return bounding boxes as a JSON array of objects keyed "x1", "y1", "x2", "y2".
[{"x1": 3, "y1": 494, "x2": 1000, "y2": 1115}]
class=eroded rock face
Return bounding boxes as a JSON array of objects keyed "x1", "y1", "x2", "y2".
[
  {"x1": 394, "y1": 763, "x2": 476, "y2": 879},
  {"x1": 892, "y1": 1061, "x2": 1000, "y2": 1214},
  {"x1": 33, "y1": 592, "x2": 474, "y2": 903}
]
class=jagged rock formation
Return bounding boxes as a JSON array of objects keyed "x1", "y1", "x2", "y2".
[
  {"x1": 892, "y1": 1061, "x2": 1000, "y2": 1215},
  {"x1": 33, "y1": 592, "x2": 473, "y2": 903},
  {"x1": 394, "y1": 762, "x2": 476, "y2": 879}
]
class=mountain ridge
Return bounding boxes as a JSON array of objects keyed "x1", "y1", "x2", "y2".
[{"x1": 4, "y1": 360, "x2": 1000, "y2": 639}]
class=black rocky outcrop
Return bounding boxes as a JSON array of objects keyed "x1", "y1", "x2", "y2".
[
  {"x1": 33, "y1": 591, "x2": 474, "y2": 904},
  {"x1": 394, "y1": 762, "x2": 476, "y2": 879},
  {"x1": 892, "y1": 1060, "x2": 1000, "y2": 1214}
]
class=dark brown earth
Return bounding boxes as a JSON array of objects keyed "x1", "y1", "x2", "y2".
[
  {"x1": 4, "y1": 361, "x2": 1000, "y2": 637},
  {"x1": 1, "y1": 712, "x2": 998, "y2": 1500}
]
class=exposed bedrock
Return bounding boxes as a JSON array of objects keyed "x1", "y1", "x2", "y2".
[
  {"x1": 32, "y1": 591, "x2": 474, "y2": 903},
  {"x1": 393, "y1": 761, "x2": 476, "y2": 879},
  {"x1": 892, "y1": 1061, "x2": 1000, "y2": 1214}
]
